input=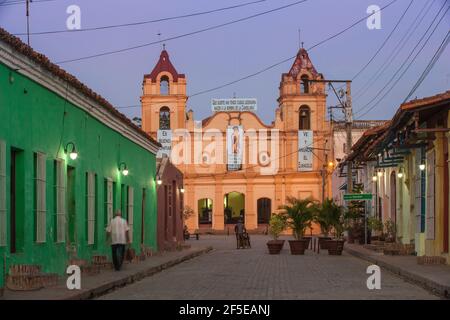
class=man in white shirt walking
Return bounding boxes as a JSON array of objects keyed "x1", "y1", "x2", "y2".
[{"x1": 106, "y1": 209, "x2": 130, "y2": 271}]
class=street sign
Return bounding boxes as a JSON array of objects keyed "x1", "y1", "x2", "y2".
[{"x1": 343, "y1": 193, "x2": 372, "y2": 201}]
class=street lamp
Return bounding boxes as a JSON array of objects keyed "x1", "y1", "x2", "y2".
[
  {"x1": 64, "y1": 142, "x2": 78, "y2": 160},
  {"x1": 118, "y1": 162, "x2": 129, "y2": 176}
]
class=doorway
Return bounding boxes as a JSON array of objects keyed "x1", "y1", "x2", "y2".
[
  {"x1": 198, "y1": 198, "x2": 213, "y2": 225},
  {"x1": 224, "y1": 192, "x2": 245, "y2": 224},
  {"x1": 257, "y1": 198, "x2": 271, "y2": 224},
  {"x1": 141, "y1": 188, "x2": 146, "y2": 245},
  {"x1": 390, "y1": 171, "x2": 397, "y2": 231},
  {"x1": 67, "y1": 166, "x2": 76, "y2": 245}
]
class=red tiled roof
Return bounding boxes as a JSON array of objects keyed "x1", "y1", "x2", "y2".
[
  {"x1": 286, "y1": 48, "x2": 318, "y2": 78},
  {"x1": 0, "y1": 27, "x2": 160, "y2": 149},
  {"x1": 144, "y1": 49, "x2": 185, "y2": 82}
]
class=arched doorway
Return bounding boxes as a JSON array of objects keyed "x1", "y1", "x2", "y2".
[
  {"x1": 224, "y1": 192, "x2": 245, "y2": 224},
  {"x1": 198, "y1": 198, "x2": 212, "y2": 225},
  {"x1": 257, "y1": 198, "x2": 271, "y2": 224}
]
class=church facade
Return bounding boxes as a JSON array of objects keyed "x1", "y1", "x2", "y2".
[{"x1": 141, "y1": 48, "x2": 333, "y2": 232}]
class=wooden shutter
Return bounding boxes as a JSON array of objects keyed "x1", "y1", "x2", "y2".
[
  {"x1": 426, "y1": 150, "x2": 435, "y2": 240},
  {"x1": 414, "y1": 150, "x2": 422, "y2": 234},
  {"x1": 87, "y1": 172, "x2": 96, "y2": 245},
  {"x1": 127, "y1": 186, "x2": 134, "y2": 243},
  {"x1": 106, "y1": 178, "x2": 113, "y2": 224},
  {"x1": 55, "y1": 159, "x2": 66, "y2": 243},
  {"x1": 35, "y1": 152, "x2": 46, "y2": 243},
  {"x1": 0, "y1": 140, "x2": 6, "y2": 246}
]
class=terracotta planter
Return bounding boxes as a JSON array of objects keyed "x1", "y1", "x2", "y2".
[
  {"x1": 267, "y1": 240, "x2": 285, "y2": 255},
  {"x1": 318, "y1": 236, "x2": 332, "y2": 249},
  {"x1": 326, "y1": 239, "x2": 345, "y2": 255},
  {"x1": 288, "y1": 239, "x2": 309, "y2": 255},
  {"x1": 302, "y1": 236, "x2": 312, "y2": 249}
]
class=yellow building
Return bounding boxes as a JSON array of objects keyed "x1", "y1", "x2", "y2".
[{"x1": 141, "y1": 48, "x2": 333, "y2": 232}]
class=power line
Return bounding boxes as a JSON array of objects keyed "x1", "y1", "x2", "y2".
[
  {"x1": 356, "y1": 3, "x2": 450, "y2": 119},
  {"x1": 114, "y1": 0, "x2": 397, "y2": 107},
  {"x1": 354, "y1": 1, "x2": 449, "y2": 117},
  {"x1": 55, "y1": 0, "x2": 308, "y2": 64},
  {"x1": 403, "y1": 30, "x2": 450, "y2": 103},
  {"x1": 189, "y1": 0, "x2": 398, "y2": 98},
  {"x1": 11, "y1": 0, "x2": 268, "y2": 35},
  {"x1": 351, "y1": 0, "x2": 414, "y2": 81},
  {"x1": 0, "y1": 0, "x2": 57, "y2": 6},
  {"x1": 353, "y1": 0, "x2": 435, "y2": 101}
]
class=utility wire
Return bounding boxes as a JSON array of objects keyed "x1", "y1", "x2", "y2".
[
  {"x1": 403, "y1": 30, "x2": 450, "y2": 103},
  {"x1": 189, "y1": 0, "x2": 398, "y2": 98},
  {"x1": 0, "y1": 0, "x2": 57, "y2": 6},
  {"x1": 356, "y1": 3, "x2": 450, "y2": 119},
  {"x1": 11, "y1": 0, "x2": 268, "y2": 35},
  {"x1": 55, "y1": 0, "x2": 308, "y2": 64},
  {"x1": 353, "y1": 0, "x2": 435, "y2": 101},
  {"x1": 354, "y1": 1, "x2": 449, "y2": 117},
  {"x1": 351, "y1": 0, "x2": 414, "y2": 81},
  {"x1": 114, "y1": 0, "x2": 398, "y2": 108}
]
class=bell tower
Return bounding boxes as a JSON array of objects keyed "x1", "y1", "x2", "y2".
[
  {"x1": 277, "y1": 48, "x2": 330, "y2": 174},
  {"x1": 141, "y1": 48, "x2": 187, "y2": 142}
]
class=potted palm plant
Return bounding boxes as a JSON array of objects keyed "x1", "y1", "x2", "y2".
[
  {"x1": 266, "y1": 213, "x2": 287, "y2": 254},
  {"x1": 280, "y1": 197, "x2": 317, "y2": 255},
  {"x1": 325, "y1": 200, "x2": 346, "y2": 255},
  {"x1": 315, "y1": 199, "x2": 336, "y2": 249}
]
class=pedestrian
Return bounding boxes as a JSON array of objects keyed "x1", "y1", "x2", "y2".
[
  {"x1": 234, "y1": 219, "x2": 246, "y2": 249},
  {"x1": 106, "y1": 209, "x2": 130, "y2": 271}
]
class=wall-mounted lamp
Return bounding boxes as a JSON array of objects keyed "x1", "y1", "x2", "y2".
[
  {"x1": 397, "y1": 168, "x2": 404, "y2": 179},
  {"x1": 180, "y1": 187, "x2": 185, "y2": 193},
  {"x1": 377, "y1": 170, "x2": 383, "y2": 178},
  {"x1": 419, "y1": 163, "x2": 426, "y2": 171},
  {"x1": 156, "y1": 175, "x2": 162, "y2": 185},
  {"x1": 372, "y1": 176, "x2": 377, "y2": 182},
  {"x1": 64, "y1": 142, "x2": 78, "y2": 160},
  {"x1": 119, "y1": 162, "x2": 129, "y2": 176}
]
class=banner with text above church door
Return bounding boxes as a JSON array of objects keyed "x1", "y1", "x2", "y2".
[
  {"x1": 298, "y1": 130, "x2": 313, "y2": 171},
  {"x1": 227, "y1": 125, "x2": 244, "y2": 171}
]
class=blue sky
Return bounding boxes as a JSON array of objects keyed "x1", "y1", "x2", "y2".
[{"x1": 1, "y1": 0, "x2": 449, "y2": 124}]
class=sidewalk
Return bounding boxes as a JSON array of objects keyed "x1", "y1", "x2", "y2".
[
  {"x1": 1, "y1": 245, "x2": 212, "y2": 300},
  {"x1": 344, "y1": 243, "x2": 450, "y2": 298}
]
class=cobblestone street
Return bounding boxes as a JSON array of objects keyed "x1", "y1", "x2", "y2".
[{"x1": 99, "y1": 235, "x2": 438, "y2": 300}]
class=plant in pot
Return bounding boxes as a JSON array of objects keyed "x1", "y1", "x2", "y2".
[
  {"x1": 266, "y1": 213, "x2": 288, "y2": 254},
  {"x1": 384, "y1": 218, "x2": 396, "y2": 243},
  {"x1": 280, "y1": 197, "x2": 317, "y2": 255},
  {"x1": 315, "y1": 198, "x2": 338, "y2": 250},
  {"x1": 326, "y1": 201, "x2": 346, "y2": 255},
  {"x1": 368, "y1": 216, "x2": 383, "y2": 241}
]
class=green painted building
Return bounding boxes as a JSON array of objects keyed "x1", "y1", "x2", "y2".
[{"x1": 0, "y1": 28, "x2": 159, "y2": 292}]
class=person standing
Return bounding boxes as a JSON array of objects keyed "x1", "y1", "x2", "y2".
[
  {"x1": 234, "y1": 219, "x2": 246, "y2": 249},
  {"x1": 106, "y1": 209, "x2": 130, "y2": 271}
]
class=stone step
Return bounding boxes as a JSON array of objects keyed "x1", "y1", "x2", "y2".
[{"x1": 417, "y1": 256, "x2": 446, "y2": 265}]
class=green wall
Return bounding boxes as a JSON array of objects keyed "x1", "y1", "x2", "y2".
[{"x1": 0, "y1": 62, "x2": 157, "y2": 283}]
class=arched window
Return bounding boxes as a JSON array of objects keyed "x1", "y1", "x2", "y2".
[
  {"x1": 160, "y1": 76, "x2": 169, "y2": 95},
  {"x1": 159, "y1": 106, "x2": 170, "y2": 130},
  {"x1": 299, "y1": 105, "x2": 311, "y2": 130},
  {"x1": 300, "y1": 75, "x2": 309, "y2": 94}
]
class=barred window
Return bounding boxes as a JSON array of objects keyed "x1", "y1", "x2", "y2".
[
  {"x1": 0, "y1": 140, "x2": 6, "y2": 246},
  {"x1": 87, "y1": 172, "x2": 96, "y2": 245},
  {"x1": 105, "y1": 178, "x2": 113, "y2": 225},
  {"x1": 127, "y1": 186, "x2": 134, "y2": 243},
  {"x1": 55, "y1": 159, "x2": 66, "y2": 243},
  {"x1": 35, "y1": 152, "x2": 46, "y2": 243}
]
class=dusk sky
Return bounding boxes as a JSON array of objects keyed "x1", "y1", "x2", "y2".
[{"x1": 1, "y1": 0, "x2": 449, "y2": 124}]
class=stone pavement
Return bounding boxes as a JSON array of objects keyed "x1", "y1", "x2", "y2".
[
  {"x1": 1, "y1": 245, "x2": 212, "y2": 300},
  {"x1": 344, "y1": 243, "x2": 450, "y2": 298},
  {"x1": 99, "y1": 235, "x2": 439, "y2": 300}
]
